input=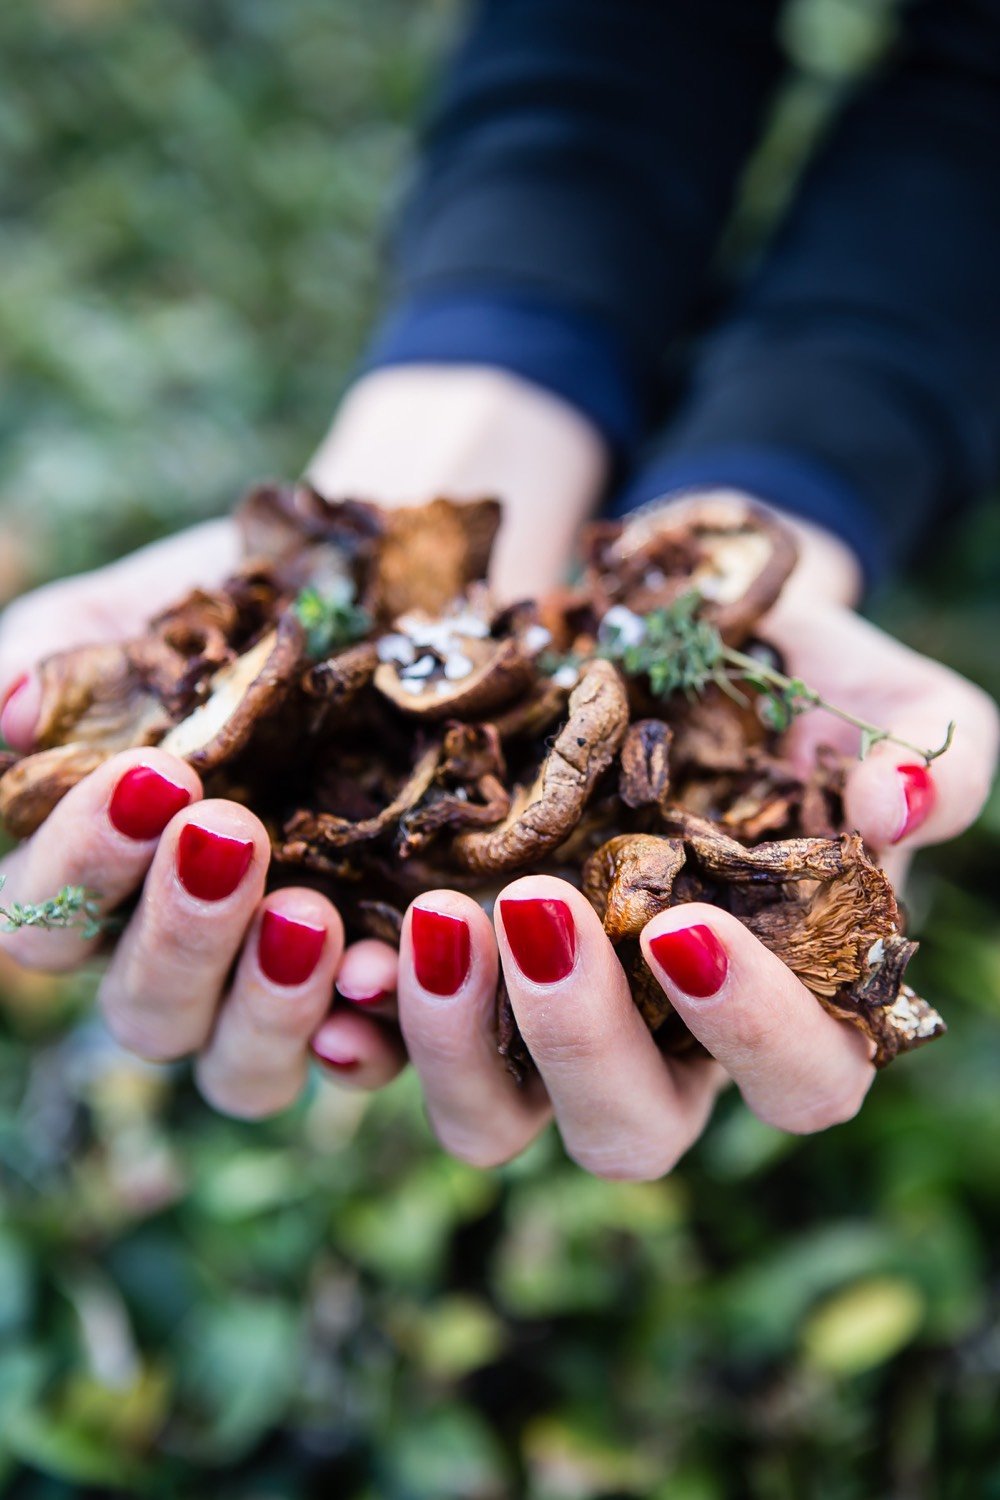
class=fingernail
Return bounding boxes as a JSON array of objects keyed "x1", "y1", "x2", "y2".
[
  {"x1": 311, "y1": 1036, "x2": 360, "y2": 1071},
  {"x1": 176, "y1": 823, "x2": 254, "y2": 901},
  {"x1": 648, "y1": 924, "x2": 729, "y2": 998},
  {"x1": 258, "y1": 910, "x2": 326, "y2": 987},
  {"x1": 411, "y1": 907, "x2": 471, "y2": 995},
  {"x1": 108, "y1": 764, "x2": 191, "y2": 841},
  {"x1": 892, "y1": 764, "x2": 936, "y2": 844},
  {"x1": 336, "y1": 981, "x2": 390, "y2": 1007},
  {"x1": 499, "y1": 897, "x2": 576, "y2": 984},
  {"x1": 0, "y1": 673, "x2": 40, "y2": 748}
]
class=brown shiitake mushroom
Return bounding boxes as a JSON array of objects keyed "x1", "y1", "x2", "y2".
[
  {"x1": 0, "y1": 487, "x2": 948, "y2": 1080},
  {"x1": 453, "y1": 659, "x2": 629, "y2": 874},
  {"x1": 0, "y1": 744, "x2": 111, "y2": 839},
  {"x1": 582, "y1": 815, "x2": 944, "y2": 1068},
  {"x1": 159, "y1": 613, "x2": 306, "y2": 774},
  {"x1": 585, "y1": 494, "x2": 798, "y2": 643}
]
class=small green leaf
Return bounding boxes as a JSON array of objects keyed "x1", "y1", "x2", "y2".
[{"x1": 294, "y1": 579, "x2": 370, "y2": 658}]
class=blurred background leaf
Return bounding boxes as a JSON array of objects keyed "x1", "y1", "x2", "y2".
[{"x1": 1, "y1": 1, "x2": 999, "y2": 1497}]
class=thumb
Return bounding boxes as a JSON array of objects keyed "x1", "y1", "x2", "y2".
[{"x1": 1, "y1": 519, "x2": 239, "y2": 753}]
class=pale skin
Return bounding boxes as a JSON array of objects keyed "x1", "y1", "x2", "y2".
[{"x1": 0, "y1": 367, "x2": 997, "y2": 1174}]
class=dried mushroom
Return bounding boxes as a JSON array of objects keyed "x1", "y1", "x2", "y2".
[
  {"x1": 453, "y1": 660, "x2": 629, "y2": 874},
  {"x1": 585, "y1": 494, "x2": 798, "y2": 643},
  {"x1": 374, "y1": 607, "x2": 533, "y2": 721},
  {"x1": 0, "y1": 484, "x2": 951, "y2": 1088},
  {"x1": 0, "y1": 744, "x2": 111, "y2": 839},
  {"x1": 160, "y1": 614, "x2": 306, "y2": 773}
]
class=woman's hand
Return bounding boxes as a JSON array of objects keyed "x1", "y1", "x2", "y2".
[
  {"x1": 0, "y1": 521, "x2": 407, "y2": 1116},
  {"x1": 314, "y1": 559, "x2": 998, "y2": 1177},
  {"x1": 0, "y1": 364, "x2": 609, "y2": 1118}
]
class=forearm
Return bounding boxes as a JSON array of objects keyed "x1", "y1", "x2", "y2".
[
  {"x1": 620, "y1": 0, "x2": 1000, "y2": 579},
  {"x1": 307, "y1": 366, "x2": 608, "y2": 600},
  {"x1": 369, "y1": 0, "x2": 786, "y2": 460}
]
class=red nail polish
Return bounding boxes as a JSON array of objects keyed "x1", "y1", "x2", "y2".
[
  {"x1": 892, "y1": 764, "x2": 936, "y2": 844},
  {"x1": 108, "y1": 764, "x2": 191, "y2": 841},
  {"x1": 337, "y1": 983, "x2": 390, "y2": 1007},
  {"x1": 648, "y1": 924, "x2": 729, "y2": 998},
  {"x1": 176, "y1": 823, "x2": 254, "y2": 901},
  {"x1": 411, "y1": 907, "x2": 471, "y2": 995},
  {"x1": 258, "y1": 910, "x2": 326, "y2": 987},
  {"x1": 499, "y1": 897, "x2": 576, "y2": 984}
]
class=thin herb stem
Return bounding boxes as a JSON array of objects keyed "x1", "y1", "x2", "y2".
[{"x1": 722, "y1": 647, "x2": 956, "y2": 765}]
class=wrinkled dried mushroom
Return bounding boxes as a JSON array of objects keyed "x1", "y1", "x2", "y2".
[{"x1": 0, "y1": 486, "x2": 948, "y2": 1086}]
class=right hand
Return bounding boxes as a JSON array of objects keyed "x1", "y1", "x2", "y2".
[{"x1": 0, "y1": 522, "x2": 407, "y2": 1117}]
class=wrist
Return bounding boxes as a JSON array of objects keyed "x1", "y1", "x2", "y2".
[{"x1": 307, "y1": 366, "x2": 609, "y2": 600}]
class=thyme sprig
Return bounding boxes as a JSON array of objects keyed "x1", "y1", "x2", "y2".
[
  {"x1": 294, "y1": 579, "x2": 371, "y2": 659},
  {"x1": 0, "y1": 876, "x2": 107, "y2": 939},
  {"x1": 598, "y1": 594, "x2": 954, "y2": 766}
]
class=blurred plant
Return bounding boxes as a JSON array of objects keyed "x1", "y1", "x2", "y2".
[
  {"x1": 0, "y1": 877, "x2": 107, "y2": 940},
  {"x1": 1, "y1": 1, "x2": 998, "y2": 1497}
]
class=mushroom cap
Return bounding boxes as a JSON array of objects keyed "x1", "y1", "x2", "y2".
[
  {"x1": 0, "y1": 743, "x2": 111, "y2": 838},
  {"x1": 453, "y1": 658, "x2": 630, "y2": 874},
  {"x1": 159, "y1": 614, "x2": 305, "y2": 773},
  {"x1": 374, "y1": 634, "x2": 533, "y2": 721},
  {"x1": 585, "y1": 494, "x2": 799, "y2": 643}
]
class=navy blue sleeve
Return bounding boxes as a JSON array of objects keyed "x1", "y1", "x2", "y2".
[
  {"x1": 367, "y1": 0, "x2": 786, "y2": 453},
  {"x1": 619, "y1": 0, "x2": 1000, "y2": 579}
]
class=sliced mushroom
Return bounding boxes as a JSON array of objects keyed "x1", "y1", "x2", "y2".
[
  {"x1": 301, "y1": 642, "x2": 379, "y2": 721},
  {"x1": 32, "y1": 643, "x2": 171, "y2": 753},
  {"x1": 397, "y1": 721, "x2": 510, "y2": 854},
  {"x1": 584, "y1": 495, "x2": 798, "y2": 643},
  {"x1": 278, "y1": 743, "x2": 441, "y2": 861},
  {"x1": 374, "y1": 498, "x2": 501, "y2": 620},
  {"x1": 618, "y1": 720, "x2": 672, "y2": 810},
  {"x1": 454, "y1": 659, "x2": 629, "y2": 874},
  {"x1": 582, "y1": 816, "x2": 943, "y2": 1067},
  {"x1": 0, "y1": 743, "x2": 111, "y2": 838},
  {"x1": 374, "y1": 633, "x2": 532, "y2": 721},
  {"x1": 159, "y1": 614, "x2": 305, "y2": 773}
]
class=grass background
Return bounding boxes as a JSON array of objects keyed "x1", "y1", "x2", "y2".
[{"x1": 1, "y1": 2, "x2": 999, "y2": 1495}]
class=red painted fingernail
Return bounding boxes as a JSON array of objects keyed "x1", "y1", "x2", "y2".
[
  {"x1": 648, "y1": 924, "x2": 729, "y2": 998},
  {"x1": 336, "y1": 982, "x2": 390, "y2": 1007},
  {"x1": 892, "y1": 764, "x2": 936, "y2": 844},
  {"x1": 0, "y1": 673, "x2": 39, "y2": 748},
  {"x1": 258, "y1": 910, "x2": 326, "y2": 987},
  {"x1": 499, "y1": 897, "x2": 576, "y2": 984},
  {"x1": 108, "y1": 764, "x2": 191, "y2": 841},
  {"x1": 411, "y1": 907, "x2": 471, "y2": 995},
  {"x1": 176, "y1": 823, "x2": 254, "y2": 901}
]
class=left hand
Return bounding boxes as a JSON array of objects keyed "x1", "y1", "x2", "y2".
[{"x1": 307, "y1": 577, "x2": 998, "y2": 1177}]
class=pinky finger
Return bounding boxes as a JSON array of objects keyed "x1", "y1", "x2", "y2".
[{"x1": 311, "y1": 1009, "x2": 408, "y2": 1091}]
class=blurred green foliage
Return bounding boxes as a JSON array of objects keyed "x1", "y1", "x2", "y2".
[{"x1": 1, "y1": 1, "x2": 999, "y2": 1496}]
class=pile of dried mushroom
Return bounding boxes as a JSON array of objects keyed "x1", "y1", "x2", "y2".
[{"x1": 0, "y1": 485, "x2": 946, "y2": 1074}]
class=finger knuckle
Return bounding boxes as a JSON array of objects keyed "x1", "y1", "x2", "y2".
[
  {"x1": 568, "y1": 1137, "x2": 684, "y2": 1182},
  {"x1": 431, "y1": 1119, "x2": 524, "y2": 1170},
  {"x1": 197, "y1": 1065, "x2": 303, "y2": 1121},
  {"x1": 519, "y1": 1014, "x2": 613, "y2": 1073},
  {"x1": 773, "y1": 1073, "x2": 872, "y2": 1135},
  {"x1": 99, "y1": 977, "x2": 206, "y2": 1063}
]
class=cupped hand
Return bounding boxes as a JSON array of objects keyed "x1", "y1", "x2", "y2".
[
  {"x1": 0, "y1": 521, "x2": 408, "y2": 1117},
  {"x1": 2, "y1": 505, "x2": 997, "y2": 1158},
  {"x1": 315, "y1": 583, "x2": 998, "y2": 1177}
]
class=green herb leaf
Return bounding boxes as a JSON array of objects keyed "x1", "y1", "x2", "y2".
[
  {"x1": 294, "y1": 580, "x2": 371, "y2": 659},
  {"x1": 0, "y1": 876, "x2": 108, "y2": 938}
]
